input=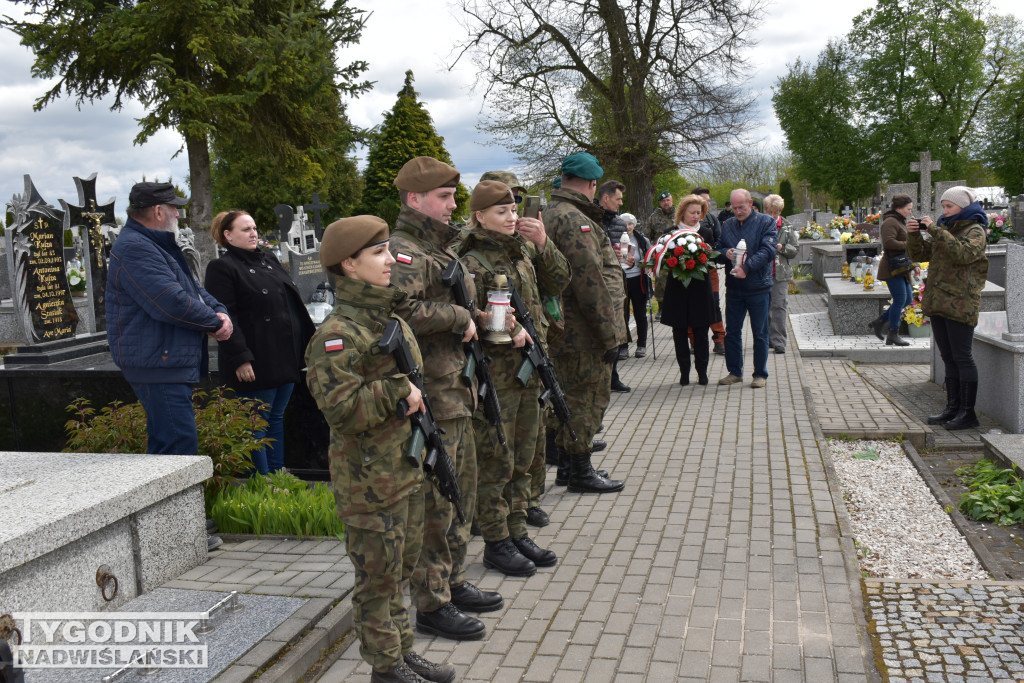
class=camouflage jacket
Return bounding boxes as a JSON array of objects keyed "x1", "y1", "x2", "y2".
[
  {"x1": 545, "y1": 188, "x2": 628, "y2": 354},
  {"x1": 907, "y1": 218, "x2": 989, "y2": 326},
  {"x1": 458, "y1": 227, "x2": 570, "y2": 388},
  {"x1": 390, "y1": 205, "x2": 477, "y2": 421},
  {"x1": 305, "y1": 276, "x2": 424, "y2": 530},
  {"x1": 642, "y1": 207, "x2": 675, "y2": 242}
]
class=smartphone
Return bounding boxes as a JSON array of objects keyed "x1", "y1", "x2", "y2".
[{"x1": 524, "y1": 195, "x2": 540, "y2": 219}]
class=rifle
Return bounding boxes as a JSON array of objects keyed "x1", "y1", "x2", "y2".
[
  {"x1": 376, "y1": 320, "x2": 466, "y2": 523},
  {"x1": 441, "y1": 259, "x2": 507, "y2": 447},
  {"x1": 506, "y1": 280, "x2": 578, "y2": 442}
]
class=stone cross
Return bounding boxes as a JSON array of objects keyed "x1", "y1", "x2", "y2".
[
  {"x1": 61, "y1": 173, "x2": 115, "y2": 333},
  {"x1": 799, "y1": 180, "x2": 811, "y2": 211},
  {"x1": 303, "y1": 193, "x2": 330, "y2": 240},
  {"x1": 910, "y1": 151, "x2": 942, "y2": 213},
  {"x1": 842, "y1": 206, "x2": 854, "y2": 218}
]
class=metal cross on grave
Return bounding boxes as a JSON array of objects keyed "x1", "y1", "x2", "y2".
[
  {"x1": 303, "y1": 193, "x2": 330, "y2": 240},
  {"x1": 61, "y1": 173, "x2": 116, "y2": 332},
  {"x1": 910, "y1": 151, "x2": 942, "y2": 213}
]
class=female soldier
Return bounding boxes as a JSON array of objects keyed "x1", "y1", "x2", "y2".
[
  {"x1": 306, "y1": 216, "x2": 455, "y2": 683},
  {"x1": 907, "y1": 187, "x2": 989, "y2": 431},
  {"x1": 458, "y1": 181, "x2": 569, "y2": 577}
]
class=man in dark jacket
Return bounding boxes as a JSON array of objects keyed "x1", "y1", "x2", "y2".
[
  {"x1": 595, "y1": 180, "x2": 631, "y2": 392},
  {"x1": 715, "y1": 189, "x2": 777, "y2": 388},
  {"x1": 106, "y1": 182, "x2": 233, "y2": 454}
]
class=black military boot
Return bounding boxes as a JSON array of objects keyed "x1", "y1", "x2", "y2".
[
  {"x1": 416, "y1": 603, "x2": 485, "y2": 641},
  {"x1": 567, "y1": 452, "x2": 624, "y2": 493},
  {"x1": 591, "y1": 439, "x2": 607, "y2": 452},
  {"x1": 885, "y1": 328, "x2": 910, "y2": 347},
  {"x1": 544, "y1": 428, "x2": 559, "y2": 466},
  {"x1": 945, "y1": 381, "x2": 980, "y2": 430},
  {"x1": 370, "y1": 663, "x2": 429, "y2": 682},
  {"x1": 867, "y1": 308, "x2": 889, "y2": 340},
  {"x1": 525, "y1": 506, "x2": 550, "y2": 527},
  {"x1": 483, "y1": 538, "x2": 536, "y2": 577},
  {"x1": 403, "y1": 652, "x2": 456, "y2": 683},
  {"x1": 512, "y1": 535, "x2": 557, "y2": 567},
  {"x1": 449, "y1": 581, "x2": 503, "y2": 612},
  {"x1": 927, "y1": 378, "x2": 961, "y2": 425},
  {"x1": 555, "y1": 446, "x2": 571, "y2": 486}
]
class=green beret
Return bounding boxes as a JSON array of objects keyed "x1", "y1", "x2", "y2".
[
  {"x1": 394, "y1": 156, "x2": 460, "y2": 192},
  {"x1": 658, "y1": 190, "x2": 672, "y2": 201},
  {"x1": 561, "y1": 152, "x2": 603, "y2": 181},
  {"x1": 320, "y1": 215, "x2": 389, "y2": 268},
  {"x1": 479, "y1": 170, "x2": 525, "y2": 193},
  {"x1": 552, "y1": 175, "x2": 562, "y2": 189},
  {"x1": 470, "y1": 181, "x2": 516, "y2": 212}
]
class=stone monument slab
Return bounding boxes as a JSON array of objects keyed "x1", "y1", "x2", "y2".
[{"x1": 60, "y1": 173, "x2": 115, "y2": 334}]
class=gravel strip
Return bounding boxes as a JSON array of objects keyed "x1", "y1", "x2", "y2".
[{"x1": 828, "y1": 439, "x2": 990, "y2": 580}]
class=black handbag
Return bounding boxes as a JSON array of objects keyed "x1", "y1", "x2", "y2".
[{"x1": 886, "y1": 251, "x2": 914, "y2": 277}]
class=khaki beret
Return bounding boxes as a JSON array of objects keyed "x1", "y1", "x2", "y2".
[
  {"x1": 479, "y1": 170, "x2": 526, "y2": 193},
  {"x1": 470, "y1": 181, "x2": 516, "y2": 212},
  {"x1": 320, "y1": 215, "x2": 389, "y2": 268},
  {"x1": 394, "y1": 156, "x2": 460, "y2": 192}
]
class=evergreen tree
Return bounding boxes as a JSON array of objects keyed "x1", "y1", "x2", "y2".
[
  {"x1": 779, "y1": 179, "x2": 796, "y2": 216},
  {"x1": 359, "y1": 71, "x2": 469, "y2": 223}
]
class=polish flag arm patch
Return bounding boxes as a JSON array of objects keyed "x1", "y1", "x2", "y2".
[
  {"x1": 580, "y1": 224, "x2": 591, "y2": 232},
  {"x1": 395, "y1": 252, "x2": 413, "y2": 264},
  {"x1": 324, "y1": 338, "x2": 345, "y2": 353}
]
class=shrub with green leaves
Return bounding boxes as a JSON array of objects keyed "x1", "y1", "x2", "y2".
[
  {"x1": 955, "y1": 459, "x2": 1024, "y2": 526},
  {"x1": 64, "y1": 388, "x2": 270, "y2": 507},
  {"x1": 210, "y1": 470, "x2": 343, "y2": 538}
]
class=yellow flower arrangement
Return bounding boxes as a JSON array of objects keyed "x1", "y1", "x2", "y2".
[
  {"x1": 827, "y1": 216, "x2": 858, "y2": 233},
  {"x1": 902, "y1": 283, "x2": 929, "y2": 327},
  {"x1": 798, "y1": 222, "x2": 828, "y2": 239}
]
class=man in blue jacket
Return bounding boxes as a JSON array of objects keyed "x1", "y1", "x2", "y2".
[
  {"x1": 716, "y1": 189, "x2": 777, "y2": 388},
  {"x1": 106, "y1": 182, "x2": 233, "y2": 454}
]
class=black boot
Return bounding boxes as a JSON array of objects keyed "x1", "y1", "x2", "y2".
[
  {"x1": 416, "y1": 603, "x2": 485, "y2": 641},
  {"x1": 403, "y1": 652, "x2": 456, "y2": 683},
  {"x1": 449, "y1": 581, "x2": 503, "y2": 612},
  {"x1": 483, "y1": 538, "x2": 536, "y2": 577},
  {"x1": 567, "y1": 452, "x2": 624, "y2": 493},
  {"x1": 512, "y1": 535, "x2": 557, "y2": 567},
  {"x1": 545, "y1": 428, "x2": 559, "y2": 466},
  {"x1": 945, "y1": 381, "x2": 980, "y2": 430},
  {"x1": 591, "y1": 439, "x2": 607, "y2": 453},
  {"x1": 927, "y1": 378, "x2": 960, "y2": 425},
  {"x1": 525, "y1": 506, "x2": 550, "y2": 527},
  {"x1": 555, "y1": 446, "x2": 571, "y2": 486},
  {"x1": 371, "y1": 664, "x2": 429, "y2": 683},
  {"x1": 867, "y1": 309, "x2": 889, "y2": 341},
  {"x1": 885, "y1": 328, "x2": 910, "y2": 347}
]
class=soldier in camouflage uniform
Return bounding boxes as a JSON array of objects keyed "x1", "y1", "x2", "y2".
[
  {"x1": 388, "y1": 156, "x2": 501, "y2": 642},
  {"x1": 907, "y1": 186, "x2": 989, "y2": 431},
  {"x1": 479, "y1": 170, "x2": 561, "y2": 529},
  {"x1": 545, "y1": 152, "x2": 628, "y2": 494},
  {"x1": 642, "y1": 190, "x2": 676, "y2": 241},
  {"x1": 458, "y1": 181, "x2": 569, "y2": 576},
  {"x1": 305, "y1": 216, "x2": 454, "y2": 683}
]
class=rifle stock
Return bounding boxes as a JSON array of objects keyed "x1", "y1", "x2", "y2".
[{"x1": 377, "y1": 320, "x2": 466, "y2": 523}]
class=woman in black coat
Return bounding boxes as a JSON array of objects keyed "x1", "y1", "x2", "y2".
[
  {"x1": 657, "y1": 195, "x2": 717, "y2": 386},
  {"x1": 204, "y1": 210, "x2": 315, "y2": 474}
]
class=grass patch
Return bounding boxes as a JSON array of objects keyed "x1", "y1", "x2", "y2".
[{"x1": 210, "y1": 470, "x2": 344, "y2": 538}]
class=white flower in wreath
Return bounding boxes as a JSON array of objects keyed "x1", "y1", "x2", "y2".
[{"x1": 687, "y1": 243, "x2": 698, "y2": 253}]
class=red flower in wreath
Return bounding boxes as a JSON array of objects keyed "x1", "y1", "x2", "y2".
[
  {"x1": 673, "y1": 246, "x2": 685, "y2": 256},
  {"x1": 685, "y1": 259, "x2": 697, "y2": 270},
  {"x1": 666, "y1": 256, "x2": 679, "y2": 268},
  {"x1": 698, "y1": 253, "x2": 708, "y2": 264}
]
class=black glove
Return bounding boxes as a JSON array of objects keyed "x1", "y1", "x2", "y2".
[{"x1": 603, "y1": 348, "x2": 619, "y2": 364}]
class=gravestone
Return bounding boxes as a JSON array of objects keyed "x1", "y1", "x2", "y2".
[
  {"x1": 1012, "y1": 194, "x2": 1024, "y2": 235},
  {"x1": 278, "y1": 203, "x2": 328, "y2": 303},
  {"x1": 304, "y1": 192, "x2": 330, "y2": 241},
  {"x1": 0, "y1": 240, "x2": 9, "y2": 301},
  {"x1": 799, "y1": 180, "x2": 812, "y2": 211},
  {"x1": 60, "y1": 173, "x2": 115, "y2": 333},
  {"x1": 934, "y1": 180, "x2": 967, "y2": 211},
  {"x1": 817, "y1": 212, "x2": 837, "y2": 226},
  {"x1": 4, "y1": 175, "x2": 78, "y2": 343},
  {"x1": 910, "y1": 150, "x2": 941, "y2": 213},
  {"x1": 884, "y1": 182, "x2": 918, "y2": 211},
  {"x1": 787, "y1": 211, "x2": 811, "y2": 228}
]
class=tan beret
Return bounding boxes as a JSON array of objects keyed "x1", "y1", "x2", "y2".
[
  {"x1": 394, "y1": 156, "x2": 460, "y2": 192},
  {"x1": 479, "y1": 170, "x2": 526, "y2": 193},
  {"x1": 470, "y1": 181, "x2": 516, "y2": 212},
  {"x1": 320, "y1": 215, "x2": 389, "y2": 268}
]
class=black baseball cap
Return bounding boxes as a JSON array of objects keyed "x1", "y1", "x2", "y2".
[{"x1": 129, "y1": 181, "x2": 189, "y2": 209}]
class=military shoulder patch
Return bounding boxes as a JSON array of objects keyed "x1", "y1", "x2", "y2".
[
  {"x1": 580, "y1": 225, "x2": 591, "y2": 232},
  {"x1": 395, "y1": 252, "x2": 413, "y2": 264},
  {"x1": 324, "y1": 338, "x2": 345, "y2": 352}
]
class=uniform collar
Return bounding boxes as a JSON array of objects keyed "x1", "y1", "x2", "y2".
[
  {"x1": 395, "y1": 205, "x2": 461, "y2": 249},
  {"x1": 551, "y1": 188, "x2": 605, "y2": 223}
]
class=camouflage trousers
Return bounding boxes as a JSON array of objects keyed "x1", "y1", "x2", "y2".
[
  {"x1": 345, "y1": 488, "x2": 424, "y2": 672},
  {"x1": 553, "y1": 350, "x2": 611, "y2": 454},
  {"x1": 524, "y1": 405, "x2": 551, "y2": 507},
  {"x1": 412, "y1": 415, "x2": 476, "y2": 611},
  {"x1": 476, "y1": 383, "x2": 540, "y2": 541}
]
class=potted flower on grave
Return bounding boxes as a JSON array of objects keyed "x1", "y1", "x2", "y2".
[
  {"x1": 865, "y1": 212, "x2": 881, "y2": 225},
  {"x1": 66, "y1": 255, "x2": 87, "y2": 296},
  {"x1": 798, "y1": 222, "x2": 827, "y2": 240},
  {"x1": 902, "y1": 283, "x2": 929, "y2": 337},
  {"x1": 986, "y1": 211, "x2": 1015, "y2": 244}
]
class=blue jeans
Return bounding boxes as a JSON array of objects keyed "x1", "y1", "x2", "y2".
[
  {"x1": 885, "y1": 277, "x2": 913, "y2": 329},
  {"x1": 130, "y1": 382, "x2": 198, "y2": 455},
  {"x1": 236, "y1": 383, "x2": 294, "y2": 474},
  {"x1": 724, "y1": 289, "x2": 771, "y2": 379}
]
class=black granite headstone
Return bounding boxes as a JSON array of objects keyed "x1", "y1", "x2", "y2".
[
  {"x1": 61, "y1": 173, "x2": 115, "y2": 334},
  {"x1": 286, "y1": 251, "x2": 329, "y2": 304}
]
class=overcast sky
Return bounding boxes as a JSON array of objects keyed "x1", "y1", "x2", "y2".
[{"x1": 1, "y1": 0, "x2": 1020, "y2": 221}]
